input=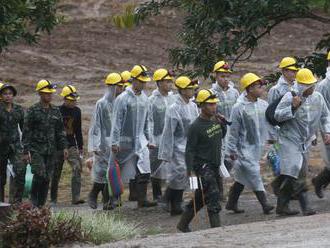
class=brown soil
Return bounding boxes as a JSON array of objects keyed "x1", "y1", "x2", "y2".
[{"x1": 1, "y1": 0, "x2": 330, "y2": 244}]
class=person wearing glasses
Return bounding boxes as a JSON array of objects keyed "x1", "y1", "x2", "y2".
[
  {"x1": 22, "y1": 80, "x2": 68, "y2": 207},
  {"x1": 0, "y1": 83, "x2": 25, "y2": 203},
  {"x1": 111, "y1": 65, "x2": 157, "y2": 208},
  {"x1": 158, "y1": 76, "x2": 199, "y2": 216},
  {"x1": 50, "y1": 85, "x2": 85, "y2": 206},
  {"x1": 225, "y1": 73, "x2": 274, "y2": 215},
  {"x1": 148, "y1": 68, "x2": 176, "y2": 203}
]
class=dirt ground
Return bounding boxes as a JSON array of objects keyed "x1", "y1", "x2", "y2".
[{"x1": 1, "y1": 0, "x2": 330, "y2": 244}]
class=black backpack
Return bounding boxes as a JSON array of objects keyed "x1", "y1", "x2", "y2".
[{"x1": 265, "y1": 91, "x2": 296, "y2": 126}]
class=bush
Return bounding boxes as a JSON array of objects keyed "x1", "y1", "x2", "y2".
[{"x1": 1, "y1": 202, "x2": 87, "y2": 247}]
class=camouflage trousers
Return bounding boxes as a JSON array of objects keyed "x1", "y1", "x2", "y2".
[
  {"x1": 30, "y1": 152, "x2": 56, "y2": 207},
  {"x1": 51, "y1": 147, "x2": 82, "y2": 203},
  {"x1": 0, "y1": 150, "x2": 26, "y2": 203},
  {"x1": 185, "y1": 165, "x2": 222, "y2": 214}
]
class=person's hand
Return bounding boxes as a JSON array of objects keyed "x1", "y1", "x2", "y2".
[
  {"x1": 324, "y1": 134, "x2": 330, "y2": 145},
  {"x1": 112, "y1": 145, "x2": 120, "y2": 154},
  {"x1": 63, "y1": 149, "x2": 69, "y2": 160},
  {"x1": 85, "y1": 157, "x2": 93, "y2": 171},
  {"x1": 79, "y1": 149, "x2": 84, "y2": 158},
  {"x1": 292, "y1": 96, "x2": 302, "y2": 109},
  {"x1": 230, "y1": 153, "x2": 238, "y2": 161},
  {"x1": 22, "y1": 152, "x2": 31, "y2": 163},
  {"x1": 147, "y1": 143, "x2": 156, "y2": 149}
]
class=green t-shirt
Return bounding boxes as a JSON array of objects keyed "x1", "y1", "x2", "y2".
[{"x1": 185, "y1": 116, "x2": 225, "y2": 172}]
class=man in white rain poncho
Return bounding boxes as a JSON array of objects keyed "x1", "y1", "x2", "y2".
[
  {"x1": 211, "y1": 60, "x2": 239, "y2": 200},
  {"x1": 274, "y1": 68, "x2": 330, "y2": 216},
  {"x1": 226, "y1": 73, "x2": 274, "y2": 215},
  {"x1": 148, "y1": 68, "x2": 175, "y2": 201},
  {"x1": 267, "y1": 57, "x2": 300, "y2": 216},
  {"x1": 312, "y1": 52, "x2": 330, "y2": 199},
  {"x1": 110, "y1": 65, "x2": 157, "y2": 208},
  {"x1": 158, "y1": 76, "x2": 199, "y2": 216},
  {"x1": 87, "y1": 73, "x2": 124, "y2": 210}
]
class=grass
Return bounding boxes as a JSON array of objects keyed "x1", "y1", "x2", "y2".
[{"x1": 53, "y1": 210, "x2": 143, "y2": 245}]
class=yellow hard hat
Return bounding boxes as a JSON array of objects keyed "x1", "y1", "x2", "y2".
[
  {"x1": 240, "y1": 73, "x2": 262, "y2": 90},
  {"x1": 130, "y1": 65, "x2": 151, "y2": 82},
  {"x1": 195, "y1": 89, "x2": 219, "y2": 104},
  {"x1": 327, "y1": 51, "x2": 330, "y2": 61},
  {"x1": 0, "y1": 84, "x2": 17, "y2": 96},
  {"x1": 279, "y1": 57, "x2": 299, "y2": 71},
  {"x1": 121, "y1": 71, "x2": 132, "y2": 82},
  {"x1": 175, "y1": 76, "x2": 198, "y2": 89},
  {"x1": 105, "y1": 73, "x2": 122, "y2": 85},
  {"x1": 60, "y1": 85, "x2": 80, "y2": 101},
  {"x1": 213, "y1": 60, "x2": 232, "y2": 73},
  {"x1": 296, "y1": 68, "x2": 317, "y2": 85},
  {"x1": 123, "y1": 82, "x2": 132, "y2": 88},
  {"x1": 36, "y1": 79, "x2": 57, "y2": 93},
  {"x1": 153, "y1": 68, "x2": 174, "y2": 81}
]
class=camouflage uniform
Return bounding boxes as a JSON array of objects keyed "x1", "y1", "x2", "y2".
[
  {"x1": 22, "y1": 102, "x2": 67, "y2": 207},
  {"x1": 0, "y1": 102, "x2": 25, "y2": 203}
]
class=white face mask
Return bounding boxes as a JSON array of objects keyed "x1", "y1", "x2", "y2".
[{"x1": 326, "y1": 67, "x2": 330, "y2": 80}]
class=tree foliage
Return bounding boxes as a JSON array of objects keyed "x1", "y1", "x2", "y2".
[
  {"x1": 0, "y1": 0, "x2": 59, "y2": 52},
  {"x1": 116, "y1": 0, "x2": 330, "y2": 78}
]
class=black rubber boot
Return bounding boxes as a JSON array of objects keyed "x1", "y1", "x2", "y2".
[
  {"x1": 298, "y1": 191, "x2": 316, "y2": 216},
  {"x1": 276, "y1": 191, "x2": 300, "y2": 216},
  {"x1": 102, "y1": 184, "x2": 115, "y2": 210},
  {"x1": 208, "y1": 212, "x2": 221, "y2": 228},
  {"x1": 312, "y1": 168, "x2": 330, "y2": 199},
  {"x1": 218, "y1": 176, "x2": 225, "y2": 202},
  {"x1": 0, "y1": 184, "x2": 5, "y2": 202},
  {"x1": 137, "y1": 183, "x2": 157, "y2": 208},
  {"x1": 38, "y1": 179, "x2": 50, "y2": 207},
  {"x1": 177, "y1": 207, "x2": 195, "y2": 233},
  {"x1": 151, "y1": 178, "x2": 162, "y2": 201},
  {"x1": 170, "y1": 189, "x2": 184, "y2": 216},
  {"x1": 88, "y1": 182, "x2": 104, "y2": 209},
  {"x1": 254, "y1": 191, "x2": 274, "y2": 215},
  {"x1": 160, "y1": 187, "x2": 170, "y2": 212},
  {"x1": 226, "y1": 182, "x2": 245, "y2": 213},
  {"x1": 128, "y1": 179, "x2": 138, "y2": 201}
]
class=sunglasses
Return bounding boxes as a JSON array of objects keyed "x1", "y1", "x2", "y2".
[
  {"x1": 66, "y1": 85, "x2": 79, "y2": 98},
  {"x1": 160, "y1": 70, "x2": 175, "y2": 81},
  {"x1": 134, "y1": 65, "x2": 151, "y2": 78}
]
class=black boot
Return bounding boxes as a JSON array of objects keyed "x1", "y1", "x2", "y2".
[
  {"x1": 38, "y1": 179, "x2": 50, "y2": 207},
  {"x1": 31, "y1": 176, "x2": 41, "y2": 207},
  {"x1": 298, "y1": 191, "x2": 316, "y2": 216},
  {"x1": 129, "y1": 179, "x2": 138, "y2": 201},
  {"x1": 137, "y1": 183, "x2": 157, "y2": 208},
  {"x1": 208, "y1": 212, "x2": 221, "y2": 228},
  {"x1": 226, "y1": 182, "x2": 245, "y2": 213},
  {"x1": 160, "y1": 187, "x2": 170, "y2": 212},
  {"x1": 102, "y1": 184, "x2": 115, "y2": 210},
  {"x1": 276, "y1": 191, "x2": 299, "y2": 216},
  {"x1": 0, "y1": 184, "x2": 4, "y2": 202},
  {"x1": 312, "y1": 168, "x2": 330, "y2": 199},
  {"x1": 218, "y1": 176, "x2": 225, "y2": 202},
  {"x1": 177, "y1": 207, "x2": 195, "y2": 233},
  {"x1": 254, "y1": 191, "x2": 274, "y2": 214},
  {"x1": 88, "y1": 182, "x2": 103, "y2": 209},
  {"x1": 151, "y1": 178, "x2": 162, "y2": 201},
  {"x1": 170, "y1": 189, "x2": 183, "y2": 216}
]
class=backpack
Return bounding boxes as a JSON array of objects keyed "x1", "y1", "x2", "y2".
[{"x1": 265, "y1": 91, "x2": 296, "y2": 126}]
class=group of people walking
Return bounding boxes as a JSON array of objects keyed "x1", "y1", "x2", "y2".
[{"x1": 2, "y1": 53, "x2": 330, "y2": 233}]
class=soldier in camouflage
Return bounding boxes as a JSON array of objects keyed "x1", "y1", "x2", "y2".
[
  {"x1": 22, "y1": 80, "x2": 68, "y2": 207},
  {"x1": 0, "y1": 84, "x2": 25, "y2": 203}
]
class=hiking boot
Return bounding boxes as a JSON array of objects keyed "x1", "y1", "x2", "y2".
[
  {"x1": 128, "y1": 179, "x2": 138, "y2": 201},
  {"x1": 88, "y1": 182, "x2": 104, "y2": 209},
  {"x1": 226, "y1": 182, "x2": 245, "y2": 214},
  {"x1": 254, "y1": 191, "x2": 274, "y2": 215}
]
